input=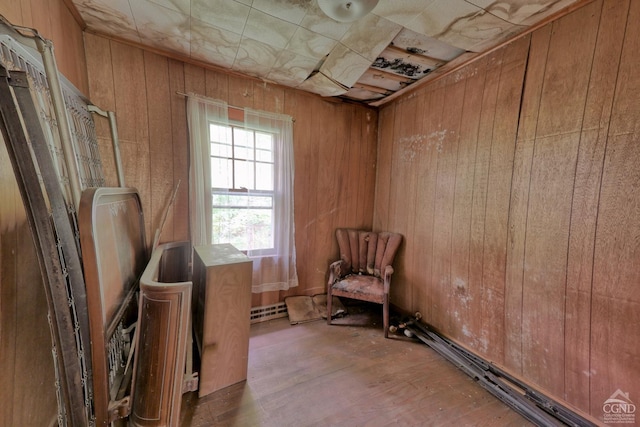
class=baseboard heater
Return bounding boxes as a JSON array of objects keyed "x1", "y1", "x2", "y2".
[
  {"x1": 250, "y1": 302, "x2": 288, "y2": 324},
  {"x1": 405, "y1": 321, "x2": 597, "y2": 427}
]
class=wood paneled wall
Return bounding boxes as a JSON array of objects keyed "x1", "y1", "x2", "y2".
[
  {"x1": 83, "y1": 33, "x2": 378, "y2": 308},
  {"x1": 0, "y1": 1, "x2": 86, "y2": 425},
  {"x1": 374, "y1": 0, "x2": 639, "y2": 421}
]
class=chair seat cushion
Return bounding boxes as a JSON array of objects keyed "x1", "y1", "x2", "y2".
[{"x1": 331, "y1": 274, "x2": 385, "y2": 304}]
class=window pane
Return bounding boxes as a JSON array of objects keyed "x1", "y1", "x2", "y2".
[
  {"x1": 211, "y1": 141, "x2": 231, "y2": 158},
  {"x1": 233, "y1": 128, "x2": 254, "y2": 160},
  {"x1": 212, "y1": 206, "x2": 273, "y2": 251},
  {"x1": 211, "y1": 157, "x2": 231, "y2": 188},
  {"x1": 210, "y1": 124, "x2": 231, "y2": 143},
  {"x1": 247, "y1": 194, "x2": 272, "y2": 208},
  {"x1": 255, "y1": 132, "x2": 272, "y2": 149},
  {"x1": 211, "y1": 192, "x2": 274, "y2": 251},
  {"x1": 255, "y1": 163, "x2": 273, "y2": 191},
  {"x1": 212, "y1": 193, "x2": 271, "y2": 207},
  {"x1": 256, "y1": 148, "x2": 272, "y2": 163},
  {"x1": 234, "y1": 159, "x2": 253, "y2": 190}
]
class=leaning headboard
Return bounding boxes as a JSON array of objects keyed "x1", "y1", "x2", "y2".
[{"x1": 78, "y1": 187, "x2": 147, "y2": 425}]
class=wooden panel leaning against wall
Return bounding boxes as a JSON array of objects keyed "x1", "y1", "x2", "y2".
[
  {"x1": 373, "y1": 0, "x2": 640, "y2": 423},
  {"x1": 83, "y1": 33, "x2": 379, "y2": 309},
  {"x1": 0, "y1": 0, "x2": 87, "y2": 425}
]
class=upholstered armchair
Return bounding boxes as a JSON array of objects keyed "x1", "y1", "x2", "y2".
[{"x1": 327, "y1": 229, "x2": 403, "y2": 338}]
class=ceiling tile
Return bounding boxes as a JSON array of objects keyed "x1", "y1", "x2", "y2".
[
  {"x1": 74, "y1": 0, "x2": 140, "y2": 43},
  {"x1": 191, "y1": 19, "x2": 241, "y2": 68},
  {"x1": 130, "y1": 0, "x2": 190, "y2": 42},
  {"x1": 136, "y1": 28, "x2": 190, "y2": 56},
  {"x1": 297, "y1": 72, "x2": 348, "y2": 96},
  {"x1": 267, "y1": 50, "x2": 318, "y2": 86},
  {"x1": 406, "y1": 0, "x2": 520, "y2": 52},
  {"x1": 251, "y1": 0, "x2": 311, "y2": 25},
  {"x1": 286, "y1": 27, "x2": 338, "y2": 60},
  {"x1": 146, "y1": 0, "x2": 189, "y2": 15},
  {"x1": 243, "y1": 8, "x2": 298, "y2": 49},
  {"x1": 191, "y1": 0, "x2": 250, "y2": 35},
  {"x1": 340, "y1": 14, "x2": 402, "y2": 61},
  {"x1": 372, "y1": 0, "x2": 437, "y2": 25},
  {"x1": 465, "y1": 0, "x2": 576, "y2": 25},
  {"x1": 299, "y1": 3, "x2": 353, "y2": 40},
  {"x1": 233, "y1": 37, "x2": 280, "y2": 77},
  {"x1": 320, "y1": 43, "x2": 372, "y2": 88}
]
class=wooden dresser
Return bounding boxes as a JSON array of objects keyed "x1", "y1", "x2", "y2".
[{"x1": 192, "y1": 244, "x2": 253, "y2": 397}]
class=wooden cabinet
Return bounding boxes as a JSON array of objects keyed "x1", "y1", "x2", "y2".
[{"x1": 192, "y1": 244, "x2": 253, "y2": 397}]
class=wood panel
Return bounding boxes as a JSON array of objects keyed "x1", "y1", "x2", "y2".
[
  {"x1": 168, "y1": 59, "x2": 189, "y2": 242},
  {"x1": 401, "y1": 88, "x2": 427, "y2": 317},
  {"x1": 335, "y1": 104, "x2": 353, "y2": 230},
  {"x1": 144, "y1": 51, "x2": 175, "y2": 244},
  {"x1": 467, "y1": 48, "x2": 502, "y2": 356},
  {"x1": 449, "y1": 58, "x2": 485, "y2": 345},
  {"x1": 374, "y1": 0, "x2": 640, "y2": 422},
  {"x1": 504, "y1": 24, "x2": 551, "y2": 375},
  {"x1": 590, "y1": 0, "x2": 640, "y2": 417},
  {"x1": 312, "y1": 100, "x2": 340, "y2": 296},
  {"x1": 356, "y1": 107, "x2": 377, "y2": 228},
  {"x1": 387, "y1": 93, "x2": 420, "y2": 311},
  {"x1": 564, "y1": 0, "x2": 629, "y2": 410},
  {"x1": 521, "y1": 1, "x2": 600, "y2": 397},
  {"x1": 373, "y1": 105, "x2": 394, "y2": 232},
  {"x1": 430, "y1": 76, "x2": 464, "y2": 333},
  {"x1": 481, "y1": 35, "x2": 529, "y2": 364},
  {"x1": 413, "y1": 83, "x2": 443, "y2": 325}
]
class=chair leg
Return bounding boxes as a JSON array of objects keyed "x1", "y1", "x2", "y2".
[
  {"x1": 326, "y1": 288, "x2": 333, "y2": 325},
  {"x1": 383, "y1": 295, "x2": 389, "y2": 338}
]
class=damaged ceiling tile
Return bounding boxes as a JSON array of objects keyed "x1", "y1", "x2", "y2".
[
  {"x1": 297, "y1": 71, "x2": 349, "y2": 97},
  {"x1": 320, "y1": 43, "x2": 373, "y2": 88},
  {"x1": 339, "y1": 14, "x2": 402, "y2": 61},
  {"x1": 267, "y1": 50, "x2": 320, "y2": 86}
]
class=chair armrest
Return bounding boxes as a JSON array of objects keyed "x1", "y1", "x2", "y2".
[
  {"x1": 383, "y1": 265, "x2": 394, "y2": 293},
  {"x1": 328, "y1": 260, "x2": 345, "y2": 288}
]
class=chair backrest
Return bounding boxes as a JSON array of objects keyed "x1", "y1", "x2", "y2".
[{"x1": 335, "y1": 229, "x2": 402, "y2": 278}]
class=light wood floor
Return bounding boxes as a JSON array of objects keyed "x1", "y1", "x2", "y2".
[{"x1": 180, "y1": 314, "x2": 532, "y2": 426}]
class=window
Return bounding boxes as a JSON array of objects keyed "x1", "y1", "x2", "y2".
[
  {"x1": 210, "y1": 123, "x2": 275, "y2": 254},
  {"x1": 187, "y1": 94, "x2": 297, "y2": 292}
]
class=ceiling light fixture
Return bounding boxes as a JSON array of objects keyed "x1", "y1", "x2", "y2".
[{"x1": 317, "y1": 0, "x2": 379, "y2": 22}]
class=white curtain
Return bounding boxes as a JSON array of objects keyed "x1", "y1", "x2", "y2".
[
  {"x1": 187, "y1": 94, "x2": 228, "y2": 246},
  {"x1": 244, "y1": 108, "x2": 298, "y2": 292}
]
